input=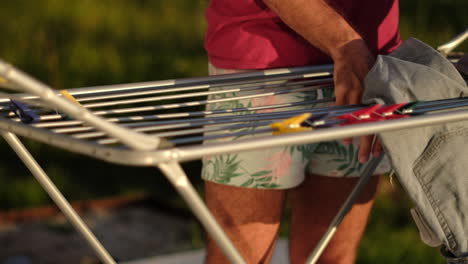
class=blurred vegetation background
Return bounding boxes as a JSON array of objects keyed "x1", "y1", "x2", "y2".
[{"x1": 0, "y1": 0, "x2": 466, "y2": 263}]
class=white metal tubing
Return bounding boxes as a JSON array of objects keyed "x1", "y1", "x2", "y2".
[
  {"x1": 4, "y1": 102, "x2": 468, "y2": 167},
  {"x1": 28, "y1": 100, "x2": 315, "y2": 129},
  {"x1": 8, "y1": 85, "x2": 468, "y2": 126},
  {"x1": 0, "y1": 84, "x2": 330, "y2": 127},
  {"x1": 45, "y1": 98, "x2": 468, "y2": 144},
  {"x1": 411, "y1": 97, "x2": 468, "y2": 108},
  {"x1": 86, "y1": 85, "x2": 332, "y2": 116},
  {"x1": 174, "y1": 108, "x2": 468, "y2": 162},
  {"x1": 405, "y1": 99, "x2": 468, "y2": 114},
  {"x1": 50, "y1": 105, "x2": 314, "y2": 134},
  {"x1": 0, "y1": 117, "x2": 168, "y2": 166},
  {"x1": 35, "y1": 97, "x2": 335, "y2": 129},
  {"x1": 0, "y1": 64, "x2": 333, "y2": 116},
  {"x1": 306, "y1": 154, "x2": 384, "y2": 264},
  {"x1": 70, "y1": 104, "x2": 353, "y2": 141},
  {"x1": 182, "y1": 101, "x2": 468, "y2": 143},
  {"x1": 77, "y1": 84, "x2": 212, "y2": 103},
  {"x1": 97, "y1": 121, "x2": 274, "y2": 145},
  {"x1": 0, "y1": 65, "x2": 332, "y2": 106},
  {"x1": 71, "y1": 104, "x2": 325, "y2": 133},
  {"x1": 82, "y1": 123, "x2": 272, "y2": 143},
  {"x1": 157, "y1": 161, "x2": 246, "y2": 264},
  {"x1": 172, "y1": 128, "x2": 274, "y2": 145},
  {"x1": 133, "y1": 107, "x2": 359, "y2": 142},
  {"x1": 2, "y1": 85, "x2": 332, "y2": 124},
  {"x1": 7, "y1": 96, "x2": 468, "y2": 151},
  {"x1": 437, "y1": 29, "x2": 468, "y2": 55},
  {"x1": 29, "y1": 94, "x2": 468, "y2": 132},
  {"x1": 78, "y1": 78, "x2": 332, "y2": 105},
  {"x1": 0, "y1": 63, "x2": 332, "y2": 106},
  {"x1": 0, "y1": 94, "x2": 37, "y2": 104},
  {"x1": 0, "y1": 60, "x2": 160, "y2": 151},
  {"x1": 1, "y1": 131, "x2": 117, "y2": 264},
  {"x1": 0, "y1": 63, "x2": 333, "y2": 104},
  {"x1": 81, "y1": 80, "x2": 331, "y2": 109},
  {"x1": 63, "y1": 64, "x2": 334, "y2": 96}
]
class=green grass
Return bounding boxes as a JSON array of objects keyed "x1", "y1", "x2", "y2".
[
  {"x1": 357, "y1": 180, "x2": 445, "y2": 263},
  {"x1": 400, "y1": 0, "x2": 468, "y2": 51}
]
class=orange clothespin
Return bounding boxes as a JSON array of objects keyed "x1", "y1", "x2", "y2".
[{"x1": 60, "y1": 90, "x2": 82, "y2": 106}]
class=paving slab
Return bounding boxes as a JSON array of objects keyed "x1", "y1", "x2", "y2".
[{"x1": 123, "y1": 239, "x2": 289, "y2": 264}]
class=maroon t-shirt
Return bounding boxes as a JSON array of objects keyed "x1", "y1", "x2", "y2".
[{"x1": 205, "y1": 0, "x2": 401, "y2": 69}]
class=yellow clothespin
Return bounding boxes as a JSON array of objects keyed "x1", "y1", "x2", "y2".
[
  {"x1": 270, "y1": 113, "x2": 313, "y2": 135},
  {"x1": 0, "y1": 77, "x2": 7, "y2": 84},
  {"x1": 60, "y1": 90, "x2": 82, "y2": 106}
]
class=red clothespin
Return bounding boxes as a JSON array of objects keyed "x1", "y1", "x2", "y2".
[
  {"x1": 372, "y1": 103, "x2": 409, "y2": 120},
  {"x1": 337, "y1": 104, "x2": 382, "y2": 125}
]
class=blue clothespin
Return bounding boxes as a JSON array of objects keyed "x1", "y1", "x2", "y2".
[{"x1": 9, "y1": 100, "x2": 40, "y2": 123}]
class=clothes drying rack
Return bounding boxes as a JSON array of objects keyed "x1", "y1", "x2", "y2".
[{"x1": 0, "y1": 30, "x2": 467, "y2": 264}]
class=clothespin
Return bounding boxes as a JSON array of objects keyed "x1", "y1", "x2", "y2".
[
  {"x1": 306, "y1": 112, "x2": 341, "y2": 128},
  {"x1": 59, "y1": 90, "x2": 82, "y2": 106},
  {"x1": 372, "y1": 103, "x2": 409, "y2": 120},
  {"x1": 395, "y1": 101, "x2": 423, "y2": 115},
  {"x1": 336, "y1": 104, "x2": 382, "y2": 125},
  {"x1": 59, "y1": 90, "x2": 82, "y2": 120},
  {"x1": 270, "y1": 113, "x2": 313, "y2": 135},
  {"x1": 9, "y1": 100, "x2": 40, "y2": 123}
]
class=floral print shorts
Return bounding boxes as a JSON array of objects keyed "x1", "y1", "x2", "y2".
[{"x1": 201, "y1": 63, "x2": 391, "y2": 189}]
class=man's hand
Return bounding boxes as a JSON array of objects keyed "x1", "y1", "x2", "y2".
[
  {"x1": 332, "y1": 40, "x2": 383, "y2": 163},
  {"x1": 263, "y1": 0, "x2": 383, "y2": 163}
]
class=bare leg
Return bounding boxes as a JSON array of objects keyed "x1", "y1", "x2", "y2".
[
  {"x1": 289, "y1": 174, "x2": 380, "y2": 264},
  {"x1": 205, "y1": 181, "x2": 286, "y2": 264}
]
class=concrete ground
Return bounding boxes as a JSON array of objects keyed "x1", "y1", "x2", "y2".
[
  {"x1": 123, "y1": 239, "x2": 289, "y2": 264},
  {"x1": 0, "y1": 196, "x2": 291, "y2": 264}
]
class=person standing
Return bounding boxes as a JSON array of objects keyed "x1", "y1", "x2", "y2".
[{"x1": 203, "y1": 0, "x2": 401, "y2": 263}]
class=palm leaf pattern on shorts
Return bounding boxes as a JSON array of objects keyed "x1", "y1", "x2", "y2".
[
  {"x1": 209, "y1": 90, "x2": 258, "y2": 115},
  {"x1": 323, "y1": 87, "x2": 335, "y2": 98},
  {"x1": 240, "y1": 170, "x2": 268, "y2": 187},
  {"x1": 314, "y1": 141, "x2": 363, "y2": 176},
  {"x1": 240, "y1": 169, "x2": 279, "y2": 188},
  {"x1": 288, "y1": 144, "x2": 319, "y2": 162},
  {"x1": 292, "y1": 89, "x2": 318, "y2": 101},
  {"x1": 204, "y1": 154, "x2": 277, "y2": 188},
  {"x1": 203, "y1": 154, "x2": 243, "y2": 184}
]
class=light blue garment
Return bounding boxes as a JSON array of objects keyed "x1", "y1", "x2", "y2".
[{"x1": 363, "y1": 38, "x2": 468, "y2": 262}]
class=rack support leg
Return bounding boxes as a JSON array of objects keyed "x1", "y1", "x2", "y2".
[
  {"x1": 306, "y1": 154, "x2": 384, "y2": 264},
  {"x1": 158, "y1": 161, "x2": 246, "y2": 264},
  {"x1": 1, "y1": 132, "x2": 117, "y2": 264}
]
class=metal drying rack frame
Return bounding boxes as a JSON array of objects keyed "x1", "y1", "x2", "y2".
[{"x1": 0, "y1": 29, "x2": 467, "y2": 264}]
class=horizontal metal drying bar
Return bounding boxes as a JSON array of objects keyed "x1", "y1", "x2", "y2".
[{"x1": 1, "y1": 58, "x2": 468, "y2": 158}]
